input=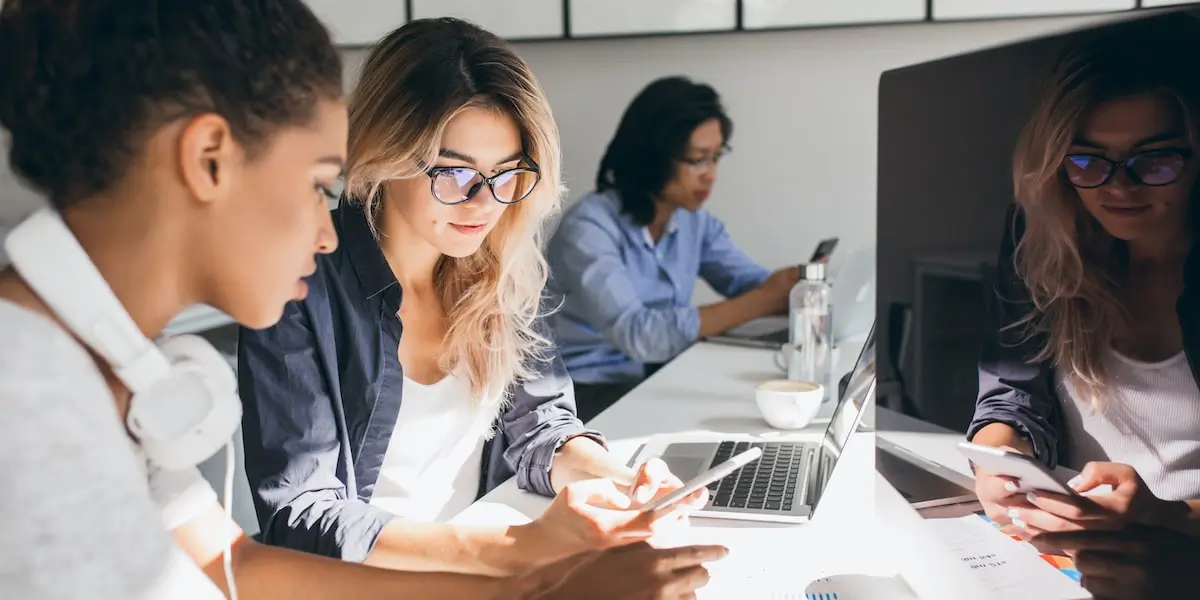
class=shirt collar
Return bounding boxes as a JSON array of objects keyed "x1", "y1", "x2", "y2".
[
  {"x1": 602, "y1": 188, "x2": 679, "y2": 249},
  {"x1": 640, "y1": 209, "x2": 679, "y2": 249},
  {"x1": 337, "y1": 201, "x2": 402, "y2": 310}
]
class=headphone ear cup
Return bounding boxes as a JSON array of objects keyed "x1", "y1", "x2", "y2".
[
  {"x1": 127, "y1": 334, "x2": 241, "y2": 470},
  {"x1": 157, "y1": 334, "x2": 237, "y2": 396}
]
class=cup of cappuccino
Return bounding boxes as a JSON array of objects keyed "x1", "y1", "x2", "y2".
[{"x1": 755, "y1": 379, "x2": 824, "y2": 430}]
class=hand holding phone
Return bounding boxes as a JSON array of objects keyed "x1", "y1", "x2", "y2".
[
  {"x1": 956, "y1": 441, "x2": 1078, "y2": 495},
  {"x1": 809, "y1": 237, "x2": 839, "y2": 264},
  {"x1": 638, "y1": 447, "x2": 763, "y2": 514}
]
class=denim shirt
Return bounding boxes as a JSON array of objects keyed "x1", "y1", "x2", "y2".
[
  {"x1": 969, "y1": 203, "x2": 1200, "y2": 469},
  {"x1": 237, "y1": 201, "x2": 602, "y2": 562},
  {"x1": 546, "y1": 189, "x2": 770, "y2": 384}
]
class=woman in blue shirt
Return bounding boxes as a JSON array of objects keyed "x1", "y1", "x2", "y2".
[{"x1": 548, "y1": 77, "x2": 799, "y2": 420}]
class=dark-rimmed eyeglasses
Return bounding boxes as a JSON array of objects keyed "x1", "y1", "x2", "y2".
[
  {"x1": 426, "y1": 163, "x2": 540, "y2": 205},
  {"x1": 679, "y1": 146, "x2": 731, "y2": 176},
  {"x1": 1062, "y1": 148, "x2": 1193, "y2": 189}
]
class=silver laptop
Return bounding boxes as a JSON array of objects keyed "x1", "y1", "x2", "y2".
[
  {"x1": 654, "y1": 324, "x2": 877, "y2": 524},
  {"x1": 705, "y1": 317, "x2": 790, "y2": 350}
]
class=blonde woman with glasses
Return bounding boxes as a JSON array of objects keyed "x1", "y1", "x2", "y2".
[
  {"x1": 967, "y1": 16, "x2": 1200, "y2": 599},
  {"x1": 236, "y1": 18, "x2": 715, "y2": 596}
]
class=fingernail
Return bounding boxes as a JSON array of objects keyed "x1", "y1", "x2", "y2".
[
  {"x1": 1004, "y1": 481, "x2": 1018, "y2": 493},
  {"x1": 1012, "y1": 518, "x2": 1028, "y2": 530},
  {"x1": 1026, "y1": 491, "x2": 1038, "y2": 504},
  {"x1": 1067, "y1": 476, "x2": 1083, "y2": 490},
  {"x1": 634, "y1": 487, "x2": 652, "y2": 503},
  {"x1": 1007, "y1": 507, "x2": 1021, "y2": 521}
]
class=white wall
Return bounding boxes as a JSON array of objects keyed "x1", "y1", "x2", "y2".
[
  {"x1": 347, "y1": 13, "x2": 1117, "y2": 302},
  {"x1": 2, "y1": 14, "x2": 1117, "y2": 298}
]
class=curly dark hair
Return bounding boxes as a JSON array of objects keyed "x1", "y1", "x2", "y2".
[
  {"x1": 0, "y1": 0, "x2": 343, "y2": 209},
  {"x1": 596, "y1": 76, "x2": 733, "y2": 226}
]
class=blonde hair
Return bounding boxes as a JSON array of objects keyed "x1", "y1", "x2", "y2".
[
  {"x1": 1010, "y1": 15, "x2": 1200, "y2": 407},
  {"x1": 345, "y1": 18, "x2": 563, "y2": 408}
]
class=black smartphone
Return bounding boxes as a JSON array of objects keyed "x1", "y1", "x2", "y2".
[{"x1": 809, "y1": 237, "x2": 839, "y2": 263}]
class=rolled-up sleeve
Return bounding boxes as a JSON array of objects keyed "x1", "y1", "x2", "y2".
[
  {"x1": 554, "y1": 215, "x2": 699, "y2": 363},
  {"x1": 502, "y1": 347, "x2": 605, "y2": 497},
  {"x1": 967, "y1": 204, "x2": 1063, "y2": 468},
  {"x1": 237, "y1": 300, "x2": 393, "y2": 562},
  {"x1": 698, "y1": 213, "x2": 770, "y2": 298}
]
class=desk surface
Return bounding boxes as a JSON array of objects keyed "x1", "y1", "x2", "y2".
[
  {"x1": 453, "y1": 341, "x2": 1092, "y2": 598},
  {"x1": 456, "y1": 338, "x2": 874, "y2": 521},
  {"x1": 452, "y1": 338, "x2": 961, "y2": 597}
]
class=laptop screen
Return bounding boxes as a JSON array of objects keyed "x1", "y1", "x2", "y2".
[{"x1": 820, "y1": 323, "x2": 876, "y2": 457}]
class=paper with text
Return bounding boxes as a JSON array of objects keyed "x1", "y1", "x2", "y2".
[{"x1": 925, "y1": 516, "x2": 1090, "y2": 600}]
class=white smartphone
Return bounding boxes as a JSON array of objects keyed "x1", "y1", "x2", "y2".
[
  {"x1": 956, "y1": 441, "x2": 1078, "y2": 495},
  {"x1": 638, "y1": 447, "x2": 763, "y2": 513}
]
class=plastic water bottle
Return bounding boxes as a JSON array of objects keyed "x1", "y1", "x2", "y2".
[{"x1": 788, "y1": 263, "x2": 834, "y2": 403}]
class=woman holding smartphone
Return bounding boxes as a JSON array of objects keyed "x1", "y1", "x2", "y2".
[
  {"x1": 237, "y1": 17, "x2": 706, "y2": 579},
  {"x1": 968, "y1": 16, "x2": 1200, "y2": 599},
  {"x1": 0, "y1": 3, "x2": 720, "y2": 598}
]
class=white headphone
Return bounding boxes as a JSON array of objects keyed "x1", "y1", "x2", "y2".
[{"x1": 5, "y1": 208, "x2": 242, "y2": 471}]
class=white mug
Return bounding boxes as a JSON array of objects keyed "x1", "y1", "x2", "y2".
[{"x1": 755, "y1": 379, "x2": 824, "y2": 430}]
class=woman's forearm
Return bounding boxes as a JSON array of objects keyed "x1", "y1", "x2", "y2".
[
  {"x1": 363, "y1": 519, "x2": 551, "y2": 576},
  {"x1": 218, "y1": 537, "x2": 510, "y2": 599},
  {"x1": 697, "y1": 289, "x2": 779, "y2": 339},
  {"x1": 969, "y1": 422, "x2": 1033, "y2": 455}
]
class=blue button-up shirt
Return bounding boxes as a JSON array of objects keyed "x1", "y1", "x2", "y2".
[
  {"x1": 237, "y1": 201, "x2": 601, "y2": 562},
  {"x1": 546, "y1": 189, "x2": 770, "y2": 384}
]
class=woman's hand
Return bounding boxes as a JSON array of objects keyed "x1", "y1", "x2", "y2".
[
  {"x1": 622, "y1": 457, "x2": 709, "y2": 513},
  {"x1": 520, "y1": 476, "x2": 702, "y2": 565},
  {"x1": 1005, "y1": 462, "x2": 1169, "y2": 535},
  {"x1": 505, "y1": 541, "x2": 729, "y2": 600},
  {"x1": 1031, "y1": 525, "x2": 1200, "y2": 600},
  {"x1": 971, "y1": 445, "x2": 1030, "y2": 528}
]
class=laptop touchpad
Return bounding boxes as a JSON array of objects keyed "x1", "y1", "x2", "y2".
[{"x1": 659, "y1": 443, "x2": 716, "y2": 481}]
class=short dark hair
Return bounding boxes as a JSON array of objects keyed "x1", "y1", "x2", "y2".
[
  {"x1": 595, "y1": 76, "x2": 732, "y2": 226},
  {"x1": 0, "y1": 0, "x2": 343, "y2": 209}
]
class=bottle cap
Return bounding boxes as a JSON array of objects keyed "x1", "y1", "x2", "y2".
[{"x1": 800, "y1": 262, "x2": 826, "y2": 281}]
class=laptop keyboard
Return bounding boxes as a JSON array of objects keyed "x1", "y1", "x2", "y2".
[{"x1": 706, "y1": 441, "x2": 809, "y2": 512}]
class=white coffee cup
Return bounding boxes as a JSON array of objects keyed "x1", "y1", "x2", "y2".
[{"x1": 755, "y1": 379, "x2": 824, "y2": 430}]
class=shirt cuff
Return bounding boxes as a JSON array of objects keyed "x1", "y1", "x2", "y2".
[
  {"x1": 678, "y1": 306, "x2": 702, "y2": 343},
  {"x1": 338, "y1": 504, "x2": 396, "y2": 563},
  {"x1": 520, "y1": 426, "x2": 606, "y2": 498},
  {"x1": 966, "y1": 418, "x2": 1050, "y2": 468}
]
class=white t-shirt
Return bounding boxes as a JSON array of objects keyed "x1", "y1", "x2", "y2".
[
  {"x1": 1056, "y1": 349, "x2": 1200, "y2": 501},
  {"x1": 0, "y1": 300, "x2": 224, "y2": 599},
  {"x1": 369, "y1": 375, "x2": 497, "y2": 522}
]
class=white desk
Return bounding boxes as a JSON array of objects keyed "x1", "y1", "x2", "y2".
[
  {"x1": 452, "y1": 341, "x2": 1093, "y2": 598},
  {"x1": 454, "y1": 338, "x2": 929, "y2": 597}
]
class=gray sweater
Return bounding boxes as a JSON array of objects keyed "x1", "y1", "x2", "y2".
[{"x1": 0, "y1": 300, "x2": 223, "y2": 599}]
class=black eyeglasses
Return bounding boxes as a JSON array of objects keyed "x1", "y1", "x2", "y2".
[
  {"x1": 426, "y1": 163, "x2": 541, "y2": 205},
  {"x1": 1062, "y1": 148, "x2": 1193, "y2": 189},
  {"x1": 679, "y1": 145, "x2": 731, "y2": 176}
]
